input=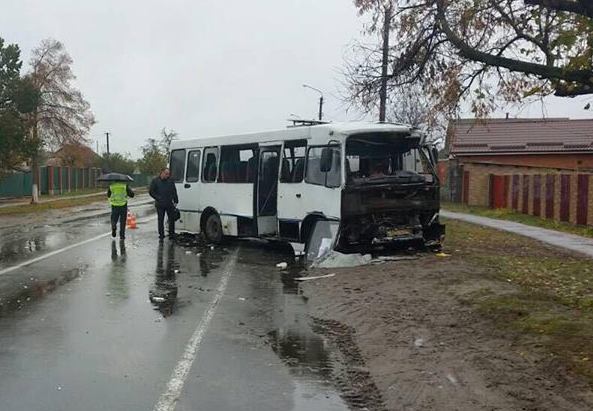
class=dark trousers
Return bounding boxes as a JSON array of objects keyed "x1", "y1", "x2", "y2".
[
  {"x1": 157, "y1": 205, "x2": 175, "y2": 238},
  {"x1": 111, "y1": 205, "x2": 128, "y2": 238}
]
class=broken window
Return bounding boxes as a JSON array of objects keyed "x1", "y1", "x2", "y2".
[{"x1": 345, "y1": 133, "x2": 434, "y2": 184}]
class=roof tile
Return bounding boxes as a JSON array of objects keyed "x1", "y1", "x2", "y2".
[{"x1": 450, "y1": 118, "x2": 593, "y2": 155}]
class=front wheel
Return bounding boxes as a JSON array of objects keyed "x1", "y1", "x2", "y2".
[{"x1": 204, "y1": 213, "x2": 223, "y2": 244}]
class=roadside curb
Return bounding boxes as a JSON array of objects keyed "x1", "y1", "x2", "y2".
[
  {"x1": 0, "y1": 197, "x2": 154, "y2": 231},
  {"x1": 59, "y1": 200, "x2": 155, "y2": 224}
]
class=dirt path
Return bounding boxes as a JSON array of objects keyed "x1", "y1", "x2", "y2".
[{"x1": 301, "y1": 220, "x2": 593, "y2": 410}]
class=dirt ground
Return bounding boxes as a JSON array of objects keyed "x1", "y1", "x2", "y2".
[{"x1": 301, "y1": 219, "x2": 593, "y2": 411}]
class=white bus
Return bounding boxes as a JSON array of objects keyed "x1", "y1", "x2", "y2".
[{"x1": 168, "y1": 121, "x2": 444, "y2": 253}]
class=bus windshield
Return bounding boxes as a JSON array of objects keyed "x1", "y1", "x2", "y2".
[{"x1": 345, "y1": 132, "x2": 434, "y2": 185}]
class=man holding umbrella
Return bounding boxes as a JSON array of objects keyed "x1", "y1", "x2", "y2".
[{"x1": 99, "y1": 173, "x2": 135, "y2": 240}]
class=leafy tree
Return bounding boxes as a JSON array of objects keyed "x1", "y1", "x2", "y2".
[
  {"x1": 98, "y1": 152, "x2": 137, "y2": 175},
  {"x1": 27, "y1": 39, "x2": 95, "y2": 202},
  {"x1": 0, "y1": 38, "x2": 39, "y2": 175},
  {"x1": 347, "y1": 0, "x2": 593, "y2": 119},
  {"x1": 137, "y1": 128, "x2": 178, "y2": 176}
]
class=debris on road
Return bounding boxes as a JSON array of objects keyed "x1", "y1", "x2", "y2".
[
  {"x1": 311, "y1": 251, "x2": 372, "y2": 269},
  {"x1": 305, "y1": 220, "x2": 340, "y2": 263},
  {"x1": 435, "y1": 252, "x2": 451, "y2": 258},
  {"x1": 295, "y1": 273, "x2": 336, "y2": 282},
  {"x1": 371, "y1": 255, "x2": 419, "y2": 264}
]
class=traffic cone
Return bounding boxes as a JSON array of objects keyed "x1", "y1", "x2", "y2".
[
  {"x1": 126, "y1": 212, "x2": 133, "y2": 228},
  {"x1": 129, "y1": 213, "x2": 137, "y2": 229}
]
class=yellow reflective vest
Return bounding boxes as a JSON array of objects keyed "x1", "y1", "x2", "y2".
[{"x1": 109, "y1": 182, "x2": 128, "y2": 207}]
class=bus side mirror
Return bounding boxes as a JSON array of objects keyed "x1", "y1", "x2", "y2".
[
  {"x1": 431, "y1": 147, "x2": 439, "y2": 164},
  {"x1": 320, "y1": 148, "x2": 333, "y2": 172}
]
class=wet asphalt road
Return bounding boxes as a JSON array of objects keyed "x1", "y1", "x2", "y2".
[{"x1": 0, "y1": 213, "x2": 351, "y2": 411}]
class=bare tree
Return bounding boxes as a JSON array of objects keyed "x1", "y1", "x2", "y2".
[
  {"x1": 27, "y1": 39, "x2": 95, "y2": 202},
  {"x1": 386, "y1": 85, "x2": 446, "y2": 144},
  {"x1": 160, "y1": 127, "x2": 178, "y2": 152}
]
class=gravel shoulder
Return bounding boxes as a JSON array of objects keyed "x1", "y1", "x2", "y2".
[{"x1": 301, "y1": 219, "x2": 593, "y2": 410}]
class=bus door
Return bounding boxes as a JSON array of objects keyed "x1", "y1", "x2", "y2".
[{"x1": 256, "y1": 144, "x2": 281, "y2": 236}]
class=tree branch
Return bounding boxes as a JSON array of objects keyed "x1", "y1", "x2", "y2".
[
  {"x1": 524, "y1": 0, "x2": 593, "y2": 19},
  {"x1": 436, "y1": 1, "x2": 593, "y2": 95}
]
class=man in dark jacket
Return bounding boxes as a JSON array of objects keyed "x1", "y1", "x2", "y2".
[{"x1": 149, "y1": 168, "x2": 179, "y2": 240}]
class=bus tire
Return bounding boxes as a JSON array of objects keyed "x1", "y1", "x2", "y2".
[{"x1": 204, "y1": 213, "x2": 223, "y2": 244}]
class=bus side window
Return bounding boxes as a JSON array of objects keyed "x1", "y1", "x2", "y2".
[
  {"x1": 186, "y1": 150, "x2": 201, "y2": 183},
  {"x1": 202, "y1": 147, "x2": 219, "y2": 183},
  {"x1": 219, "y1": 145, "x2": 255, "y2": 183},
  {"x1": 170, "y1": 149, "x2": 186, "y2": 183},
  {"x1": 280, "y1": 139, "x2": 307, "y2": 183},
  {"x1": 305, "y1": 146, "x2": 341, "y2": 188}
]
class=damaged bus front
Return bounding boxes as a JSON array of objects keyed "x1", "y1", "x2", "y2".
[{"x1": 336, "y1": 131, "x2": 445, "y2": 252}]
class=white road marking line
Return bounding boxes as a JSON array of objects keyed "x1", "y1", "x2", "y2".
[
  {"x1": 0, "y1": 215, "x2": 157, "y2": 276},
  {"x1": 153, "y1": 250, "x2": 238, "y2": 411}
]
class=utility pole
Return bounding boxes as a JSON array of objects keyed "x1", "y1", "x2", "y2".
[
  {"x1": 379, "y1": 3, "x2": 392, "y2": 122},
  {"x1": 105, "y1": 132, "x2": 110, "y2": 156},
  {"x1": 302, "y1": 84, "x2": 324, "y2": 121}
]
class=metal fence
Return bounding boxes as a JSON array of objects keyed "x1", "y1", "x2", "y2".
[{"x1": 0, "y1": 167, "x2": 153, "y2": 198}]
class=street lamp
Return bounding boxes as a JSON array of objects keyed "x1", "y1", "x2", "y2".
[{"x1": 302, "y1": 84, "x2": 324, "y2": 121}]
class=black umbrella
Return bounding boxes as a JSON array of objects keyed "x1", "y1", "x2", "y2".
[{"x1": 97, "y1": 172, "x2": 134, "y2": 182}]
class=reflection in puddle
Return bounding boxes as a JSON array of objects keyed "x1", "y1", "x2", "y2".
[
  {"x1": 268, "y1": 328, "x2": 331, "y2": 378},
  {"x1": 107, "y1": 240, "x2": 129, "y2": 303},
  {"x1": 149, "y1": 241, "x2": 179, "y2": 317}
]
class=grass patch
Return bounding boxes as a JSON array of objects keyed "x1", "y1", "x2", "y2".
[
  {"x1": 443, "y1": 201, "x2": 593, "y2": 239},
  {"x1": 44, "y1": 188, "x2": 105, "y2": 198},
  {"x1": 445, "y1": 219, "x2": 593, "y2": 383},
  {"x1": 0, "y1": 195, "x2": 106, "y2": 216}
]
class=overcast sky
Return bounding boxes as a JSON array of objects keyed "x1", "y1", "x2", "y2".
[{"x1": 2, "y1": 0, "x2": 592, "y2": 158}]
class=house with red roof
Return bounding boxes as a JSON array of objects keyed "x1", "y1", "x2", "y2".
[{"x1": 444, "y1": 118, "x2": 593, "y2": 226}]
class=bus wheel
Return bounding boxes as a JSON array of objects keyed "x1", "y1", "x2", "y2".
[{"x1": 204, "y1": 213, "x2": 223, "y2": 244}]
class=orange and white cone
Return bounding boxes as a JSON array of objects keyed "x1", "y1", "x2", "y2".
[{"x1": 129, "y1": 213, "x2": 137, "y2": 229}]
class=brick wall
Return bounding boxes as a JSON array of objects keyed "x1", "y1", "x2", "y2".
[{"x1": 459, "y1": 162, "x2": 593, "y2": 226}]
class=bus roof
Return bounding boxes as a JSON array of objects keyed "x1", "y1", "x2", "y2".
[{"x1": 170, "y1": 122, "x2": 415, "y2": 150}]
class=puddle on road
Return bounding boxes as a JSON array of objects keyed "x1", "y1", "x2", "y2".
[
  {"x1": 233, "y1": 242, "x2": 387, "y2": 411},
  {"x1": 148, "y1": 241, "x2": 181, "y2": 317},
  {"x1": 147, "y1": 234, "x2": 229, "y2": 317},
  {"x1": 0, "y1": 205, "x2": 155, "y2": 268},
  {"x1": 157, "y1": 236, "x2": 375, "y2": 410},
  {"x1": 267, "y1": 283, "x2": 386, "y2": 411},
  {"x1": 0, "y1": 265, "x2": 86, "y2": 317}
]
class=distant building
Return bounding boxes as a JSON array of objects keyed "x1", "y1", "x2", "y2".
[
  {"x1": 443, "y1": 118, "x2": 593, "y2": 226},
  {"x1": 46, "y1": 143, "x2": 101, "y2": 168}
]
